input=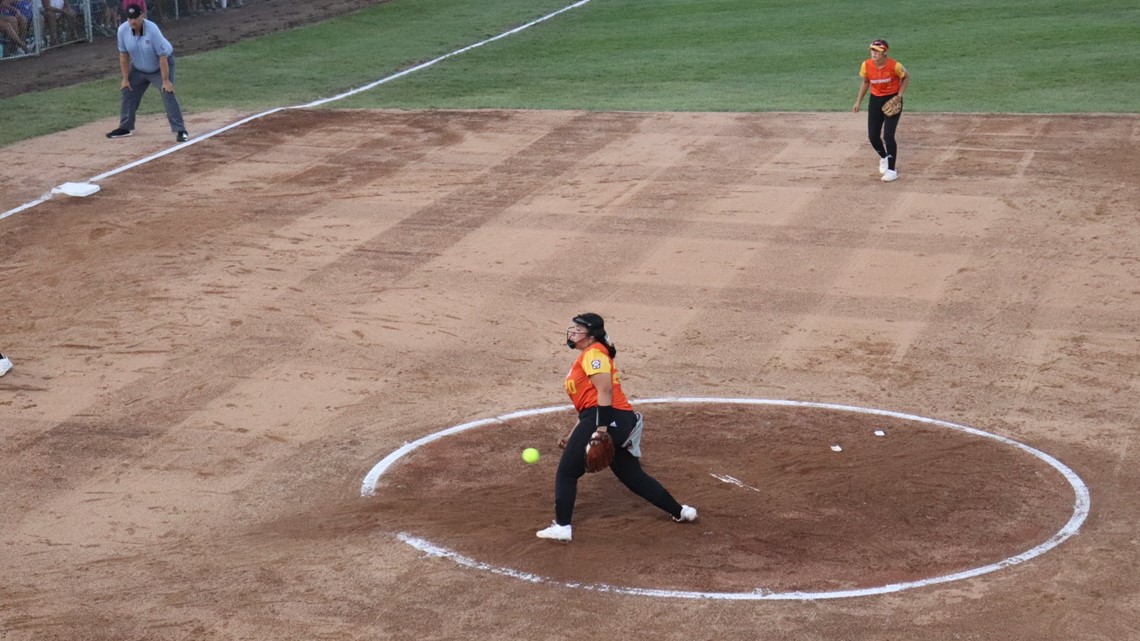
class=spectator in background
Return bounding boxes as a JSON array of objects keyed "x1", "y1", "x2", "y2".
[
  {"x1": 151, "y1": 0, "x2": 173, "y2": 22},
  {"x1": 41, "y1": 0, "x2": 79, "y2": 45},
  {"x1": 0, "y1": 0, "x2": 32, "y2": 52},
  {"x1": 105, "y1": 4, "x2": 188, "y2": 143},
  {"x1": 97, "y1": 0, "x2": 118, "y2": 35},
  {"x1": 1, "y1": 12, "x2": 31, "y2": 54}
]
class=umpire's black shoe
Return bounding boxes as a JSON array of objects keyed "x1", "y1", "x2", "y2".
[
  {"x1": 106, "y1": 128, "x2": 132, "y2": 139},
  {"x1": 176, "y1": 131, "x2": 189, "y2": 143}
]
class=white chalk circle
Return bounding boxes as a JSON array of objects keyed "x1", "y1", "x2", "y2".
[{"x1": 362, "y1": 397, "x2": 1090, "y2": 600}]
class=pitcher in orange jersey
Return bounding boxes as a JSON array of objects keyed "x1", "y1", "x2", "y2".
[
  {"x1": 535, "y1": 313, "x2": 697, "y2": 542},
  {"x1": 853, "y1": 39, "x2": 909, "y2": 182}
]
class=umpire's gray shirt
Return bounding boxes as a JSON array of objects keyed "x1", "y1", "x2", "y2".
[{"x1": 117, "y1": 20, "x2": 174, "y2": 73}]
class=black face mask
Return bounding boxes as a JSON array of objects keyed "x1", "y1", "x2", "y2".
[{"x1": 567, "y1": 324, "x2": 590, "y2": 349}]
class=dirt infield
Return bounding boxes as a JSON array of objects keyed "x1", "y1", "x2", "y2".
[{"x1": 1, "y1": 109, "x2": 1138, "y2": 640}]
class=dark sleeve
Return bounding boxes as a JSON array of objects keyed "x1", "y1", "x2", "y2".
[{"x1": 596, "y1": 405, "x2": 615, "y2": 428}]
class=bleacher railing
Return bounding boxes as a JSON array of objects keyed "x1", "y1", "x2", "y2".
[{"x1": 2, "y1": 0, "x2": 238, "y2": 60}]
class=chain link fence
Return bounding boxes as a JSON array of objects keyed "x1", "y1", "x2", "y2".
[{"x1": 1, "y1": 0, "x2": 242, "y2": 60}]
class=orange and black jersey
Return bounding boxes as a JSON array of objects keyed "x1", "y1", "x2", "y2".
[
  {"x1": 860, "y1": 57, "x2": 907, "y2": 97},
  {"x1": 565, "y1": 344, "x2": 633, "y2": 413}
]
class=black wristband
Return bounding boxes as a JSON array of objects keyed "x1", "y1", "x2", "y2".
[{"x1": 596, "y1": 405, "x2": 615, "y2": 428}]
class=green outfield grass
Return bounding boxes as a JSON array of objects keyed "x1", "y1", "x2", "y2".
[{"x1": 2, "y1": 0, "x2": 1137, "y2": 148}]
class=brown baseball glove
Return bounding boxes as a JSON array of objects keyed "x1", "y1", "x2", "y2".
[
  {"x1": 585, "y1": 431, "x2": 615, "y2": 473},
  {"x1": 882, "y1": 95, "x2": 903, "y2": 117}
]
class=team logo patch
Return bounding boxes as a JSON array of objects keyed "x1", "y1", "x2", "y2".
[{"x1": 591, "y1": 359, "x2": 602, "y2": 369}]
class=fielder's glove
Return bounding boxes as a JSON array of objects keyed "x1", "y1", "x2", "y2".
[
  {"x1": 882, "y1": 95, "x2": 903, "y2": 117},
  {"x1": 585, "y1": 431, "x2": 615, "y2": 473}
]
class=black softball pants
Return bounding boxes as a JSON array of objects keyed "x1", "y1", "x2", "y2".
[
  {"x1": 867, "y1": 92, "x2": 901, "y2": 170},
  {"x1": 553, "y1": 408, "x2": 683, "y2": 526}
]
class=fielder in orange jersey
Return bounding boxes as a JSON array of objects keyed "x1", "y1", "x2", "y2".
[
  {"x1": 535, "y1": 313, "x2": 697, "y2": 542},
  {"x1": 853, "y1": 38, "x2": 909, "y2": 182}
]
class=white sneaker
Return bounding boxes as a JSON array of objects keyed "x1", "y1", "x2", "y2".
[
  {"x1": 674, "y1": 505, "x2": 698, "y2": 522},
  {"x1": 881, "y1": 169, "x2": 898, "y2": 182},
  {"x1": 0, "y1": 354, "x2": 11, "y2": 377},
  {"x1": 879, "y1": 156, "x2": 889, "y2": 175},
  {"x1": 536, "y1": 521, "x2": 572, "y2": 541}
]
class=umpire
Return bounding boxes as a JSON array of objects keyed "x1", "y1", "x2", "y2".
[{"x1": 106, "y1": 3, "x2": 188, "y2": 143}]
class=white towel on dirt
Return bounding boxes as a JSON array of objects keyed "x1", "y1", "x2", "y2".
[{"x1": 622, "y1": 412, "x2": 644, "y2": 457}]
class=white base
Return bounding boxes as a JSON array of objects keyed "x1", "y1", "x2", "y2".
[{"x1": 52, "y1": 182, "x2": 101, "y2": 197}]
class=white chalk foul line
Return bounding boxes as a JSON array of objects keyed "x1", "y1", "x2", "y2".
[
  {"x1": 364, "y1": 397, "x2": 1091, "y2": 601},
  {"x1": 1, "y1": 0, "x2": 594, "y2": 222},
  {"x1": 300, "y1": 0, "x2": 592, "y2": 109}
]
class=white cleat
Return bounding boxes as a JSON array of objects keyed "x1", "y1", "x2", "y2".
[
  {"x1": 879, "y1": 156, "x2": 889, "y2": 175},
  {"x1": 0, "y1": 354, "x2": 11, "y2": 377},
  {"x1": 881, "y1": 169, "x2": 898, "y2": 182},
  {"x1": 674, "y1": 505, "x2": 698, "y2": 522},
  {"x1": 536, "y1": 521, "x2": 572, "y2": 541}
]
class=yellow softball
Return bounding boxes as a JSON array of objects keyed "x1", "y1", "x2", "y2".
[{"x1": 521, "y1": 447, "x2": 540, "y2": 464}]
